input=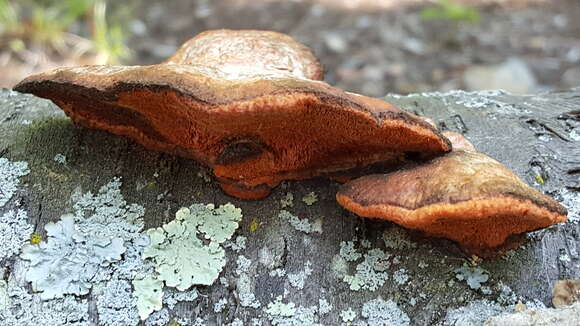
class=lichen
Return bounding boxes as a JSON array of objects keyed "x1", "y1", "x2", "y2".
[
  {"x1": 343, "y1": 248, "x2": 391, "y2": 291},
  {"x1": 53, "y1": 154, "x2": 67, "y2": 165},
  {"x1": 393, "y1": 269, "x2": 410, "y2": 285},
  {"x1": 358, "y1": 297, "x2": 410, "y2": 326},
  {"x1": 318, "y1": 298, "x2": 332, "y2": 315},
  {"x1": 143, "y1": 225, "x2": 225, "y2": 290},
  {"x1": 95, "y1": 279, "x2": 139, "y2": 326},
  {"x1": 143, "y1": 202, "x2": 242, "y2": 292},
  {"x1": 0, "y1": 209, "x2": 33, "y2": 261},
  {"x1": 270, "y1": 268, "x2": 286, "y2": 277},
  {"x1": 227, "y1": 318, "x2": 244, "y2": 326},
  {"x1": 288, "y1": 260, "x2": 313, "y2": 290},
  {"x1": 443, "y1": 299, "x2": 507, "y2": 326},
  {"x1": 340, "y1": 308, "x2": 357, "y2": 322},
  {"x1": 279, "y1": 210, "x2": 320, "y2": 234},
  {"x1": 0, "y1": 279, "x2": 7, "y2": 311},
  {"x1": 164, "y1": 288, "x2": 199, "y2": 310},
  {"x1": 302, "y1": 192, "x2": 318, "y2": 206},
  {"x1": 214, "y1": 298, "x2": 228, "y2": 312},
  {"x1": 133, "y1": 274, "x2": 163, "y2": 320},
  {"x1": 265, "y1": 297, "x2": 321, "y2": 326},
  {"x1": 0, "y1": 158, "x2": 29, "y2": 208},
  {"x1": 145, "y1": 308, "x2": 170, "y2": 326},
  {"x1": 0, "y1": 275, "x2": 90, "y2": 325},
  {"x1": 235, "y1": 256, "x2": 261, "y2": 308},
  {"x1": 20, "y1": 214, "x2": 126, "y2": 300},
  {"x1": 266, "y1": 296, "x2": 297, "y2": 318},
  {"x1": 280, "y1": 192, "x2": 294, "y2": 208},
  {"x1": 193, "y1": 203, "x2": 243, "y2": 243},
  {"x1": 224, "y1": 235, "x2": 247, "y2": 252},
  {"x1": 555, "y1": 188, "x2": 580, "y2": 223},
  {"x1": 235, "y1": 255, "x2": 252, "y2": 275},
  {"x1": 455, "y1": 264, "x2": 489, "y2": 289},
  {"x1": 340, "y1": 241, "x2": 362, "y2": 262}
]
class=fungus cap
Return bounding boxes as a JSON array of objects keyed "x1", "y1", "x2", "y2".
[
  {"x1": 14, "y1": 29, "x2": 451, "y2": 199},
  {"x1": 336, "y1": 151, "x2": 567, "y2": 251}
]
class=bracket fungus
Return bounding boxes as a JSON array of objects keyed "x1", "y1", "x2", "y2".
[
  {"x1": 336, "y1": 150, "x2": 567, "y2": 252},
  {"x1": 14, "y1": 29, "x2": 451, "y2": 199}
]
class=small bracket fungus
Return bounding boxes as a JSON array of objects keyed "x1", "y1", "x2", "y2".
[
  {"x1": 336, "y1": 151, "x2": 567, "y2": 252},
  {"x1": 14, "y1": 29, "x2": 451, "y2": 199}
]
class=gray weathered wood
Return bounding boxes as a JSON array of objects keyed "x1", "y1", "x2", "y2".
[{"x1": 0, "y1": 88, "x2": 579, "y2": 325}]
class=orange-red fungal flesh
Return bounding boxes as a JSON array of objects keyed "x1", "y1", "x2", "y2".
[
  {"x1": 336, "y1": 151, "x2": 567, "y2": 251},
  {"x1": 14, "y1": 30, "x2": 451, "y2": 199}
]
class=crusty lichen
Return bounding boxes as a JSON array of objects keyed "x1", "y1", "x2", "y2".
[
  {"x1": 359, "y1": 297, "x2": 410, "y2": 326},
  {"x1": 343, "y1": 248, "x2": 391, "y2": 291},
  {"x1": 288, "y1": 261, "x2": 313, "y2": 290},
  {"x1": 0, "y1": 157, "x2": 29, "y2": 208},
  {"x1": 279, "y1": 210, "x2": 321, "y2": 234},
  {"x1": 95, "y1": 279, "x2": 140, "y2": 326},
  {"x1": 0, "y1": 209, "x2": 33, "y2": 261}
]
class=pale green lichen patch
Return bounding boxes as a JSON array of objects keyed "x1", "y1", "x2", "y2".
[
  {"x1": 133, "y1": 275, "x2": 164, "y2": 320},
  {"x1": 0, "y1": 157, "x2": 29, "y2": 208},
  {"x1": 194, "y1": 203, "x2": 242, "y2": 243},
  {"x1": 143, "y1": 225, "x2": 225, "y2": 290},
  {"x1": 142, "y1": 202, "x2": 243, "y2": 314},
  {"x1": 0, "y1": 209, "x2": 33, "y2": 261},
  {"x1": 301, "y1": 192, "x2": 318, "y2": 206}
]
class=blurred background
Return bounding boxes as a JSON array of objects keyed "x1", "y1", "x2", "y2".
[{"x1": 1, "y1": 0, "x2": 579, "y2": 96}]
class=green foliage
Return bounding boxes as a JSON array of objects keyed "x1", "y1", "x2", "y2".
[
  {"x1": 420, "y1": 0, "x2": 481, "y2": 24},
  {"x1": 0, "y1": 0, "x2": 131, "y2": 63}
]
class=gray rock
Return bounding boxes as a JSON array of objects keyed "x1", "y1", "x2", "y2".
[{"x1": 463, "y1": 57, "x2": 538, "y2": 94}]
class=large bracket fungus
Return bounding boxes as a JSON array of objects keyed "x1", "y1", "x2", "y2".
[
  {"x1": 14, "y1": 29, "x2": 450, "y2": 199},
  {"x1": 336, "y1": 150, "x2": 568, "y2": 252}
]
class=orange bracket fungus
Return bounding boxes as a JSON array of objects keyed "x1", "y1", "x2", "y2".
[
  {"x1": 14, "y1": 29, "x2": 451, "y2": 199},
  {"x1": 336, "y1": 150, "x2": 568, "y2": 252}
]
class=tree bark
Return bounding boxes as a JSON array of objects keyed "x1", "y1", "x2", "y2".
[{"x1": 1, "y1": 88, "x2": 579, "y2": 325}]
